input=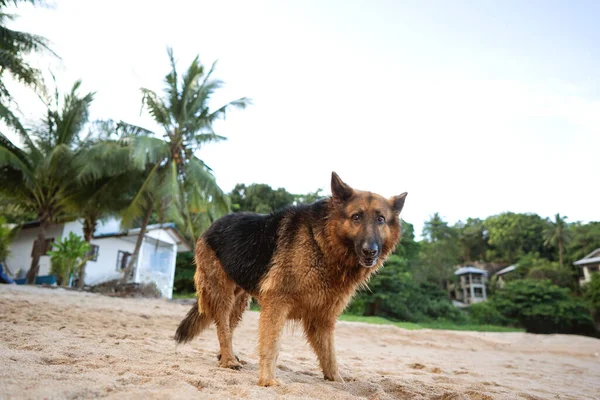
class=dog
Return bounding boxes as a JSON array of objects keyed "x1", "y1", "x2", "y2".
[{"x1": 175, "y1": 172, "x2": 407, "y2": 386}]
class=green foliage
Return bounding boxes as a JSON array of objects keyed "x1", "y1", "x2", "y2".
[
  {"x1": 395, "y1": 220, "x2": 420, "y2": 263},
  {"x1": 349, "y1": 255, "x2": 466, "y2": 323},
  {"x1": 0, "y1": 215, "x2": 17, "y2": 261},
  {"x1": 0, "y1": 0, "x2": 54, "y2": 133},
  {"x1": 583, "y1": 274, "x2": 600, "y2": 316},
  {"x1": 418, "y1": 213, "x2": 459, "y2": 286},
  {"x1": 490, "y1": 279, "x2": 596, "y2": 336},
  {"x1": 455, "y1": 218, "x2": 488, "y2": 263},
  {"x1": 468, "y1": 301, "x2": 514, "y2": 326},
  {"x1": 484, "y1": 212, "x2": 550, "y2": 263},
  {"x1": 339, "y1": 314, "x2": 523, "y2": 332},
  {"x1": 566, "y1": 222, "x2": 600, "y2": 265},
  {"x1": 48, "y1": 232, "x2": 90, "y2": 287},
  {"x1": 118, "y1": 48, "x2": 250, "y2": 241},
  {"x1": 230, "y1": 183, "x2": 295, "y2": 213},
  {"x1": 0, "y1": 81, "x2": 95, "y2": 283},
  {"x1": 173, "y1": 251, "x2": 195, "y2": 294},
  {"x1": 543, "y1": 213, "x2": 571, "y2": 267}
]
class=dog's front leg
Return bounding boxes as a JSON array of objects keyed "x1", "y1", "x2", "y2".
[
  {"x1": 303, "y1": 317, "x2": 344, "y2": 382},
  {"x1": 257, "y1": 302, "x2": 290, "y2": 386}
]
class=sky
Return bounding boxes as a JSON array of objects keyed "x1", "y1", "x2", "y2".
[{"x1": 4, "y1": 0, "x2": 600, "y2": 237}]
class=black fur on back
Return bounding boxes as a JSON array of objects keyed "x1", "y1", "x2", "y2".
[{"x1": 203, "y1": 200, "x2": 329, "y2": 293}]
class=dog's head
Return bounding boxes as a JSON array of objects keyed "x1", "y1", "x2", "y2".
[{"x1": 329, "y1": 172, "x2": 407, "y2": 268}]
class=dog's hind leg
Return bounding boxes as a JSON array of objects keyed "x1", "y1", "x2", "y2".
[
  {"x1": 302, "y1": 317, "x2": 344, "y2": 382},
  {"x1": 206, "y1": 267, "x2": 242, "y2": 370},
  {"x1": 230, "y1": 288, "x2": 250, "y2": 332},
  {"x1": 216, "y1": 288, "x2": 250, "y2": 364}
]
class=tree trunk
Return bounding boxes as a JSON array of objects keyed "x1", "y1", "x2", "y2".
[
  {"x1": 120, "y1": 203, "x2": 153, "y2": 284},
  {"x1": 558, "y1": 238, "x2": 563, "y2": 268},
  {"x1": 26, "y1": 218, "x2": 49, "y2": 285},
  {"x1": 78, "y1": 216, "x2": 97, "y2": 288}
]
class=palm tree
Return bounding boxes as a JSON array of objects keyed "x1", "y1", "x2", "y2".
[
  {"x1": 543, "y1": 213, "x2": 571, "y2": 268},
  {"x1": 0, "y1": 81, "x2": 94, "y2": 283},
  {"x1": 117, "y1": 48, "x2": 251, "y2": 282},
  {"x1": 0, "y1": 0, "x2": 55, "y2": 133}
]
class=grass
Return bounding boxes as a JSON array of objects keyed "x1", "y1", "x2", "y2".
[
  {"x1": 338, "y1": 314, "x2": 524, "y2": 333},
  {"x1": 172, "y1": 293, "x2": 523, "y2": 333},
  {"x1": 171, "y1": 292, "x2": 196, "y2": 299}
]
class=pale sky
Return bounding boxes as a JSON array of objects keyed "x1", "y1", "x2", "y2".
[{"x1": 4, "y1": 0, "x2": 600, "y2": 237}]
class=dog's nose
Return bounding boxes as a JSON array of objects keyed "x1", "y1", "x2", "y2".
[{"x1": 362, "y1": 243, "x2": 379, "y2": 257}]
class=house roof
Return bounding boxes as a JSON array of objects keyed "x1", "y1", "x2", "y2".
[
  {"x1": 573, "y1": 248, "x2": 600, "y2": 266},
  {"x1": 495, "y1": 264, "x2": 517, "y2": 276},
  {"x1": 93, "y1": 222, "x2": 191, "y2": 252},
  {"x1": 18, "y1": 219, "x2": 191, "y2": 252},
  {"x1": 454, "y1": 266, "x2": 488, "y2": 276}
]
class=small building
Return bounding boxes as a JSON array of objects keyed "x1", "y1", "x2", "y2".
[
  {"x1": 453, "y1": 266, "x2": 488, "y2": 305},
  {"x1": 5, "y1": 218, "x2": 191, "y2": 298},
  {"x1": 494, "y1": 264, "x2": 517, "y2": 288},
  {"x1": 574, "y1": 248, "x2": 600, "y2": 286}
]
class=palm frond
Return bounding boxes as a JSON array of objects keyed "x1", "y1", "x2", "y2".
[
  {"x1": 140, "y1": 88, "x2": 170, "y2": 130},
  {"x1": 120, "y1": 161, "x2": 161, "y2": 229}
]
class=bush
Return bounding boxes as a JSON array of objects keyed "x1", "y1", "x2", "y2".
[
  {"x1": 48, "y1": 232, "x2": 90, "y2": 287},
  {"x1": 468, "y1": 301, "x2": 514, "y2": 326},
  {"x1": 348, "y1": 255, "x2": 467, "y2": 323},
  {"x1": 491, "y1": 279, "x2": 596, "y2": 336},
  {"x1": 173, "y1": 251, "x2": 195, "y2": 294},
  {"x1": 584, "y1": 274, "x2": 600, "y2": 318}
]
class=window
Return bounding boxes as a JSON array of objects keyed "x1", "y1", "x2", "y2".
[
  {"x1": 31, "y1": 238, "x2": 54, "y2": 257},
  {"x1": 474, "y1": 287, "x2": 484, "y2": 298},
  {"x1": 87, "y1": 245, "x2": 99, "y2": 262},
  {"x1": 116, "y1": 251, "x2": 132, "y2": 271}
]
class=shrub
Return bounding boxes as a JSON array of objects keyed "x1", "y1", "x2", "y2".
[
  {"x1": 584, "y1": 273, "x2": 600, "y2": 317},
  {"x1": 491, "y1": 279, "x2": 596, "y2": 336},
  {"x1": 48, "y1": 232, "x2": 90, "y2": 287},
  {"x1": 468, "y1": 301, "x2": 514, "y2": 326},
  {"x1": 348, "y1": 255, "x2": 467, "y2": 323}
]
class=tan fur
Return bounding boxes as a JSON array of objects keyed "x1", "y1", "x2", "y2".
[{"x1": 186, "y1": 185, "x2": 404, "y2": 386}]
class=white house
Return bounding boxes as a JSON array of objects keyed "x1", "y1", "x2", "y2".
[
  {"x1": 5, "y1": 218, "x2": 191, "y2": 299},
  {"x1": 574, "y1": 248, "x2": 600, "y2": 286}
]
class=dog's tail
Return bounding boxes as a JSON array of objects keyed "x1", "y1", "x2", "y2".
[{"x1": 175, "y1": 299, "x2": 211, "y2": 344}]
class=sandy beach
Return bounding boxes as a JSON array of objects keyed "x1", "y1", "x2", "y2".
[{"x1": 1, "y1": 285, "x2": 599, "y2": 399}]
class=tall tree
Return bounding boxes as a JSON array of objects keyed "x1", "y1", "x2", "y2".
[
  {"x1": 0, "y1": 0, "x2": 54, "y2": 133},
  {"x1": 484, "y1": 212, "x2": 548, "y2": 264},
  {"x1": 419, "y1": 213, "x2": 460, "y2": 290},
  {"x1": 118, "y1": 48, "x2": 250, "y2": 282},
  {"x1": 455, "y1": 218, "x2": 488, "y2": 263},
  {"x1": 0, "y1": 80, "x2": 94, "y2": 283},
  {"x1": 230, "y1": 183, "x2": 295, "y2": 213},
  {"x1": 543, "y1": 213, "x2": 571, "y2": 268}
]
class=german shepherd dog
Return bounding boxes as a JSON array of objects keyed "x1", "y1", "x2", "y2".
[{"x1": 175, "y1": 172, "x2": 407, "y2": 386}]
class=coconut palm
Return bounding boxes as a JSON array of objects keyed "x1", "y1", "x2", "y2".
[
  {"x1": 117, "y1": 48, "x2": 250, "y2": 282},
  {"x1": 0, "y1": 0, "x2": 55, "y2": 133},
  {"x1": 543, "y1": 213, "x2": 571, "y2": 268},
  {"x1": 0, "y1": 80, "x2": 94, "y2": 283}
]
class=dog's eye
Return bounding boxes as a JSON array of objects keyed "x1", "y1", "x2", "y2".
[
  {"x1": 351, "y1": 214, "x2": 361, "y2": 222},
  {"x1": 377, "y1": 216, "x2": 386, "y2": 224}
]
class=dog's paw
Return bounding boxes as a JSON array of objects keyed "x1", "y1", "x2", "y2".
[
  {"x1": 217, "y1": 353, "x2": 240, "y2": 362},
  {"x1": 258, "y1": 377, "x2": 281, "y2": 387},
  {"x1": 324, "y1": 372, "x2": 345, "y2": 383},
  {"x1": 218, "y1": 357, "x2": 243, "y2": 370}
]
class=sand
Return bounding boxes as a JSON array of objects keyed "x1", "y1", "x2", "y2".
[{"x1": 1, "y1": 285, "x2": 599, "y2": 400}]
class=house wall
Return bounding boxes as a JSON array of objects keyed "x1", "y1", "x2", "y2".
[
  {"x1": 5, "y1": 223, "x2": 66, "y2": 277},
  {"x1": 84, "y1": 237, "x2": 137, "y2": 285},
  {"x1": 136, "y1": 237, "x2": 176, "y2": 299}
]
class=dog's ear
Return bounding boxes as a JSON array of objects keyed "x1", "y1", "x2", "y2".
[
  {"x1": 390, "y1": 192, "x2": 408, "y2": 214},
  {"x1": 331, "y1": 172, "x2": 354, "y2": 202}
]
